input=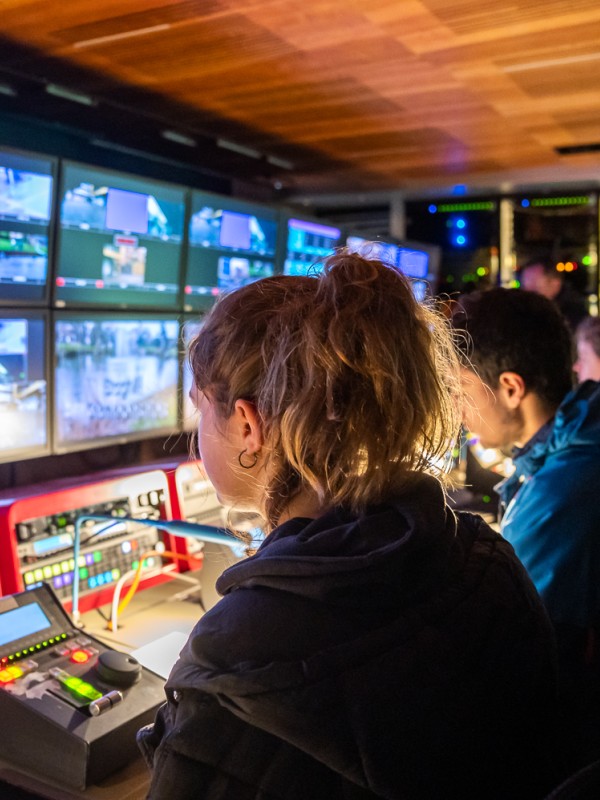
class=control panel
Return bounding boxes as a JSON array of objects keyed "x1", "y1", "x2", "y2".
[
  {"x1": 0, "y1": 583, "x2": 165, "y2": 789},
  {"x1": 0, "y1": 467, "x2": 180, "y2": 612}
]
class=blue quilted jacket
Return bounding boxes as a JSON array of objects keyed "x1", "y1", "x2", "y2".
[{"x1": 498, "y1": 380, "x2": 600, "y2": 628}]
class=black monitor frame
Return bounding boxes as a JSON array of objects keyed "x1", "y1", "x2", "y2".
[
  {"x1": 183, "y1": 191, "x2": 279, "y2": 314},
  {"x1": 0, "y1": 309, "x2": 51, "y2": 464},
  {"x1": 52, "y1": 160, "x2": 187, "y2": 312}
]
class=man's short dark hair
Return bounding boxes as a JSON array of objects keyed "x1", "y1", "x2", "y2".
[{"x1": 452, "y1": 288, "x2": 574, "y2": 407}]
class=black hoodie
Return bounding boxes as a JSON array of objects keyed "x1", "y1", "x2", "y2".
[{"x1": 139, "y1": 475, "x2": 564, "y2": 799}]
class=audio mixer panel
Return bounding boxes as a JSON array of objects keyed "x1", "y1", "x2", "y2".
[
  {"x1": 0, "y1": 467, "x2": 178, "y2": 612},
  {"x1": 0, "y1": 583, "x2": 165, "y2": 789}
]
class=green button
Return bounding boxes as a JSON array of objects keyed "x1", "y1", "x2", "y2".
[
  {"x1": 93, "y1": 551, "x2": 102, "y2": 563},
  {"x1": 79, "y1": 568, "x2": 89, "y2": 579}
]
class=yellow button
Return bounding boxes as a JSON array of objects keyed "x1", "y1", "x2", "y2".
[
  {"x1": 52, "y1": 564, "x2": 61, "y2": 576},
  {"x1": 43, "y1": 566, "x2": 52, "y2": 579},
  {"x1": 24, "y1": 572, "x2": 34, "y2": 585},
  {"x1": 34, "y1": 569, "x2": 44, "y2": 581}
]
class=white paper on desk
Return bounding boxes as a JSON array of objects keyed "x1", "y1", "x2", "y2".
[{"x1": 131, "y1": 631, "x2": 189, "y2": 679}]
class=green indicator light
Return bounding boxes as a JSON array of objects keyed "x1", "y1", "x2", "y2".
[
  {"x1": 583, "y1": 254, "x2": 592, "y2": 266},
  {"x1": 15, "y1": 652, "x2": 21, "y2": 658},
  {"x1": 8, "y1": 655, "x2": 14, "y2": 661},
  {"x1": 437, "y1": 202, "x2": 495, "y2": 212},
  {"x1": 28, "y1": 647, "x2": 35, "y2": 653},
  {"x1": 35, "y1": 644, "x2": 42, "y2": 649},
  {"x1": 476, "y1": 267, "x2": 486, "y2": 277},
  {"x1": 531, "y1": 196, "x2": 590, "y2": 207},
  {"x1": 94, "y1": 551, "x2": 102, "y2": 563},
  {"x1": 483, "y1": 495, "x2": 491, "y2": 503},
  {"x1": 61, "y1": 633, "x2": 67, "y2": 639},
  {"x1": 49, "y1": 638, "x2": 54, "y2": 644},
  {"x1": 65, "y1": 677, "x2": 83, "y2": 689},
  {"x1": 132, "y1": 560, "x2": 139, "y2": 569},
  {"x1": 79, "y1": 568, "x2": 89, "y2": 579},
  {"x1": 42, "y1": 641, "x2": 48, "y2": 647}
]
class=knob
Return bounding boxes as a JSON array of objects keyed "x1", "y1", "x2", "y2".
[{"x1": 96, "y1": 650, "x2": 142, "y2": 687}]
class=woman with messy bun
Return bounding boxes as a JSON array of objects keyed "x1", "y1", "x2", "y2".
[{"x1": 139, "y1": 252, "x2": 562, "y2": 799}]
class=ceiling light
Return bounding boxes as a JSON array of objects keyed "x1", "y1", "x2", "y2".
[
  {"x1": 73, "y1": 24, "x2": 171, "y2": 49},
  {"x1": 216, "y1": 138, "x2": 262, "y2": 159},
  {"x1": 45, "y1": 84, "x2": 96, "y2": 106},
  {"x1": 503, "y1": 52, "x2": 600, "y2": 72},
  {"x1": 0, "y1": 82, "x2": 17, "y2": 97},
  {"x1": 161, "y1": 130, "x2": 197, "y2": 147},
  {"x1": 266, "y1": 155, "x2": 294, "y2": 170}
]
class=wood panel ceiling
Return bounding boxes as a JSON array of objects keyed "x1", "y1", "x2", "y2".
[{"x1": 1, "y1": 0, "x2": 600, "y2": 198}]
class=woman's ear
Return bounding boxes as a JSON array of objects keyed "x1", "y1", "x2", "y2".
[
  {"x1": 497, "y1": 371, "x2": 526, "y2": 408},
  {"x1": 232, "y1": 399, "x2": 264, "y2": 454}
]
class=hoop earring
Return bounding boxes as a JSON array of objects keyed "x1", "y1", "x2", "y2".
[{"x1": 238, "y1": 449, "x2": 259, "y2": 469}]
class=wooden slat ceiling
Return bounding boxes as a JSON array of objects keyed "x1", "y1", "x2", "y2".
[{"x1": 1, "y1": 0, "x2": 600, "y2": 197}]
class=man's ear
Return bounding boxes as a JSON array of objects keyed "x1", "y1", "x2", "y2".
[
  {"x1": 232, "y1": 399, "x2": 264, "y2": 454},
  {"x1": 497, "y1": 371, "x2": 526, "y2": 408}
]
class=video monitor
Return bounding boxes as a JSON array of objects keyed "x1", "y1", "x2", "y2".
[
  {"x1": 53, "y1": 314, "x2": 180, "y2": 452},
  {"x1": 0, "y1": 149, "x2": 54, "y2": 305},
  {"x1": 0, "y1": 312, "x2": 49, "y2": 463},
  {"x1": 181, "y1": 317, "x2": 203, "y2": 431},
  {"x1": 282, "y1": 217, "x2": 341, "y2": 277},
  {"x1": 183, "y1": 193, "x2": 278, "y2": 312},
  {"x1": 55, "y1": 163, "x2": 185, "y2": 310},
  {"x1": 346, "y1": 236, "x2": 430, "y2": 279}
]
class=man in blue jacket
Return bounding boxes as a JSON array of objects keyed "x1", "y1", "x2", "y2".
[{"x1": 452, "y1": 287, "x2": 600, "y2": 767}]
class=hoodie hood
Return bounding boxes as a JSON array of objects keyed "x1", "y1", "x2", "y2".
[{"x1": 215, "y1": 472, "x2": 456, "y2": 610}]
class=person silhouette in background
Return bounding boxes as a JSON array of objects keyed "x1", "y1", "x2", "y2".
[
  {"x1": 520, "y1": 257, "x2": 589, "y2": 333},
  {"x1": 138, "y1": 252, "x2": 563, "y2": 800}
]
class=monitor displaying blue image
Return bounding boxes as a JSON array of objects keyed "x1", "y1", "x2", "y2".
[
  {"x1": 283, "y1": 217, "x2": 341, "y2": 277},
  {"x1": 346, "y1": 236, "x2": 429, "y2": 279},
  {"x1": 0, "y1": 150, "x2": 54, "y2": 305},
  {"x1": 184, "y1": 194, "x2": 278, "y2": 312},
  {"x1": 55, "y1": 163, "x2": 185, "y2": 309}
]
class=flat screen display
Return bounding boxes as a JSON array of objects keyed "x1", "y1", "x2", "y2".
[
  {"x1": 184, "y1": 194, "x2": 278, "y2": 312},
  {"x1": 346, "y1": 236, "x2": 430, "y2": 279},
  {"x1": 0, "y1": 314, "x2": 48, "y2": 463},
  {"x1": 0, "y1": 602, "x2": 51, "y2": 647},
  {"x1": 55, "y1": 163, "x2": 185, "y2": 309},
  {"x1": 283, "y1": 217, "x2": 341, "y2": 277},
  {"x1": 0, "y1": 150, "x2": 54, "y2": 305},
  {"x1": 54, "y1": 315, "x2": 179, "y2": 450}
]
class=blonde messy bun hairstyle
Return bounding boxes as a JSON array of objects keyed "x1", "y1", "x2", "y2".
[{"x1": 189, "y1": 250, "x2": 462, "y2": 530}]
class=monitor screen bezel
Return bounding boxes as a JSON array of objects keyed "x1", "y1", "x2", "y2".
[
  {"x1": 51, "y1": 310, "x2": 183, "y2": 454},
  {"x1": 0, "y1": 308, "x2": 51, "y2": 464},
  {"x1": 183, "y1": 190, "x2": 280, "y2": 313},
  {"x1": 0, "y1": 146, "x2": 58, "y2": 308},
  {"x1": 52, "y1": 159, "x2": 188, "y2": 312}
]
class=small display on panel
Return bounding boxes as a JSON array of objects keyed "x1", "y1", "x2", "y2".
[
  {"x1": 0, "y1": 314, "x2": 48, "y2": 462},
  {"x1": 0, "y1": 150, "x2": 54, "y2": 305},
  {"x1": 55, "y1": 163, "x2": 185, "y2": 309},
  {"x1": 53, "y1": 315, "x2": 179, "y2": 451},
  {"x1": 283, "y1": 218, "x2": 341, "y2": 277},
  {"x1": 184, "y1": 194, "x2": 278, "y2": 312}
]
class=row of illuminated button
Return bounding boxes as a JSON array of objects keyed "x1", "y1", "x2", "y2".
[
  {"x1": 1, "y1": 633, "x2": 69, "y2": 664},
  {"x1": 23, "y1": 551, "x2": 104, "y2": 585},
  {"x1": 21, "y1": 537, "x2": 153, "y2": 587}
]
